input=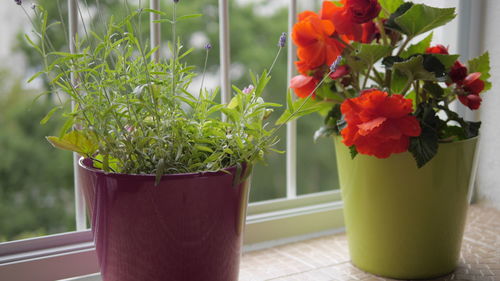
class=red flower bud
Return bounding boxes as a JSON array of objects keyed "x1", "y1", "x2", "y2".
[
  {"x1": 290, "y1": 75, "x2": 318, "y2": 98},
  {"x1": 449, "y1": 61, "x2": 467, "y2": 84},
  {"x1": 462, "y1": 72, "x2": 485, "y2": 95},
  {"x1": 458, "y1": 94, "x2": 482, "y2": 110},
  {"x1": 329, "y1": 65, "x2": 350, "y2": 80},
  {"x1": 426, "y1": 44, "x2": 449, "y2": 55}
]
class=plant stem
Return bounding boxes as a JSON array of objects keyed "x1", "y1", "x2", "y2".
[
  {"x1": 396, "y1": 35, "x2": 413, "y2": 56},
  {"x1": 362, "y1": 65, "x2": 373, "y2": 89},
  {"x1": 400, "y1": 77, "x2": 414, "y2": 95},
  {"x1": 385, "y1": 69, "x2": 392, "y2": 94},
  {"x1": 267, "y1": 47, "x2": 283, "y2": 77},
  {"x1": 375, "y1": 18, "x2": 389, "y2": 45}
]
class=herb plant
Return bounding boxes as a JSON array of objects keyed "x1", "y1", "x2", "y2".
[{"x1": 20, "y1": 1, "x2": 284, "y2": 181}]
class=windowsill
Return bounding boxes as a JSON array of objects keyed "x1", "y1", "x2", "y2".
[{"x1": 61, "y1": 205, "x2": 499, "y2": 281}]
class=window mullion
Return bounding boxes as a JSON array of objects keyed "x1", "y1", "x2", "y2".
[
  {"x1": 150, "y1": 0, "x2": 161, "y2": 62},
  {"x1": 69, "y1": 0, "x2": 87, "y2": 231},
  {"x1": 286, "y1": 0, "x2": 297, "y2": 199},
  {"x1": 218, "y1": 0, "x2": 231, "y2": 105}
]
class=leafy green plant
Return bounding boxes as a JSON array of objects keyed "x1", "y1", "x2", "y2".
[
  {"x1": 22, "y1": 1, "x2": 284, "y2": 182},
  {"x1": 279, "y1": 0, "x2": 491, "y2": 167}
]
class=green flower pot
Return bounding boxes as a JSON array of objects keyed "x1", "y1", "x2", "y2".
[{"x1": 334, "y1": 136, "x2": 478, "y2": 279}]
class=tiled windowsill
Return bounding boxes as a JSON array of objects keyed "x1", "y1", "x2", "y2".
[
  {"x1": 64, "y1": 205, "x2": 500, "y2": 281},
  {"x1": 239, "y1": 205, "x2": 500, "y2": 281}
]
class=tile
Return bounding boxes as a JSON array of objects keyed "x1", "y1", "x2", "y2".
[{"x1": 240, "y1": 205, "x2": 500, "y2": 281}]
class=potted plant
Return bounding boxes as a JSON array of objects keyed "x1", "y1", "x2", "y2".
[
  {"x1": 278, "y1": 0, "x2": 491, "y2": 279},
  {"x1": 19, "y1": 0, "x2": 285, "y2": 280}
]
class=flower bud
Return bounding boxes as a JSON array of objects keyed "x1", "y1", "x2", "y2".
[{"x1": 278, "y1": 32, "x2": 287, "y2": 48}]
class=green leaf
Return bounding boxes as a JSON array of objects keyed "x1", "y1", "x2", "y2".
[
  {"x1": 392, "y1": 55, "x2": 436, "y2": 81},
  {"x1": 379, "y1": 0, "x2": 405, "y2": 15},
  {"x1": 195, "y1": 145, "x2": 214, "y2": 153},
  {"x1": 349, "y1": 145, "x2": 358, "y2": 159},
  {"x1": 393, "y1": 4, "x2": 456, "y2": 37},
  {"x1": 276, "y1": 98, "x2": 331, "y2": 125},
  {"x1": 400, "y1": 32, "x2": 433, "y2": 58},
  {"x1": 346, "y1": 42, "x2": 392, "y2": 72},
  {"x1": 313, "y1": 126, "x2": 337, "y2": 142},
  {"x1": 408, "y1": 103, "x2": 439, "y2": 168},
  {"x1": 143, "y1": 8, "x2": 167, "y2": 16},
  {"x1": 468, "y1": 52, "x2": 491, "y2": 91},
  {"x1": 40, "y1": 106, "x2": 62, "y2": 125},
  {"x1": 385, "y1": 2, "x2": 414, "y2": 32},
  {"x1": 177, "y1": 14, "x2": 203, "y2": 21},
  {"x1": 423, "y1": 82, "x2": 444, "y2": 99},
  {"x1": 433, "y1": 54, "x2": 460, "y2": 70},
  {"x1": 46, "y1": 130, "x2": 98, "y2": 157},
  {"x1": 315, "y1": 83, "x2": 344, "y2": 103}
]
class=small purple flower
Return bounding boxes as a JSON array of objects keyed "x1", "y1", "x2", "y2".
[
  {"x1": 330, "y1": 56, "x2": 342, "y2": 72},
  {"x1": 242, "y1": 85, "x2": 254, "y2": 94},
  {"x1": 31, "y1": 3, "x2": 36, "y2": 9},
  {"x1": 204, "y1": 43, "x2": 212, "y2": 50},
  {"x1": 278, "y1": 32, "x2": 287, "y2": 48},
  {"x1": 15, "y1": 0, "x2": 22, "y2": 5}
]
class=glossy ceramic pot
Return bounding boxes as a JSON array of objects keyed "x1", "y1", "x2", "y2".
[
  {"x1": 334, "y1": 137, "x2": 478, "y2": 279},
  {"x1": 77, "y1": 158, "x2": 251, "y2": 281}
]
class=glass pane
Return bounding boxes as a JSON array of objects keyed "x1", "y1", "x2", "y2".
[
  {"x1": 0, "y1": 1, "x2": 77, "y2": 242},
  {"x1": 293, "y1": 0, "x2": 339, "y2": 195},
  {"x1": 227, "y1": 0, "x2": 288, "y2": 202},
  {"x1": 297, "y1": 115, "x2": 339, "y2": 195}
]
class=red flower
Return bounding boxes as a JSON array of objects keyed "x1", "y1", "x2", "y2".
[
  {"x1": 462, "y1": 72, "x2": 485, "y2": 95},
  {"x1": 458, "y1": 94, "x2": 482, "y2": 110},
  {"x1": 344, "y1": 0, "x2": 381, "y2": 24},
  {"x1": 329, "y1": 65, "x2": 350, "y2": 80},
  {"x1": 340, "y1": 89, "x2": 421, "y2": 158},
  {"x1": 426, "y1": 44, "x2": 449, "y2": 55},
  {"x1": 360, "y1": 21, "x2": 377, "y2": 43},
  {"x1": 449, "y1": 61, "x2": 467, "y2": 84},
  {"x1": 321, "y1": 1, "x2": 362, "y2": 40},
  {"x1": 292, "y1": 11, "x2": 344, "y2": 74},
  {"x1": 290, "y1": 75, "x2": 318, "y2": 98}
]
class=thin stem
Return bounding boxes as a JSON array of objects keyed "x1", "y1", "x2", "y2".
[
  {"x1": 385, "y1": 69, "x2": 392, "y2": 94},
  {"x1": 362, "y1": 65, "x2": 373, "y2": 89},
  {"x1": 396, "y1": 35, "x2": 413, "y2": 56},
  {"x1": 375, "y1": 17, "x2": 389, "y2": 45},
  {"x1": 400, "y1": 77, "x2": 414, "y2": 95},
  {"x1": 267, "y1": 47, "x2": 283, "y2": 76},
  {"x1": 199, "y1": 49, "x2": 209, "y2": 94}
]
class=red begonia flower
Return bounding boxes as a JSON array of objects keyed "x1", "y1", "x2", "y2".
[
  {"x1": 290, "y1": 75, "x2": 318, "y2": 98},
  {"x1": 340, "y1": 89, "x2": 421, "y2": 158},
  {"x1": 449, "y1": 61, "x2": 468, "y2": 84},
  {"x1": 360, "y1": 21, "x2": 377, "y2": 43},
  {"x1": 344, "y1": 0, "x2": 381, "y2": 24},
  {"x1": 292, "y1": 11, "x2": 344, "y2": 73},
  {"x1": 322, "y1": 1, "x2": 362, "y2": 40},
  {"x1": 426, "y1": 44, "x2": 449, "y2": 55},
  {"x1": 462, "y1": 72, "x2": 485, "y2": 95},
  {"x1": 458, "y1": 94, "x2": 482, "y2": 110}
]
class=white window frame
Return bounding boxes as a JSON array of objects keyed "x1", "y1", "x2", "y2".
[{"x1": 0, "y1": 0, "x2": 472, "y2": 280}]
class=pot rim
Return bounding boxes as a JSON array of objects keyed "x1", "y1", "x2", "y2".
[{"x1": 78, "y1": 157, "x2": 245, "y2": 180}]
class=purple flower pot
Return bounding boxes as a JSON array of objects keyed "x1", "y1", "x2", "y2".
[{"x1": 77, "y1": 158, "x2": 251, "y2": 281}]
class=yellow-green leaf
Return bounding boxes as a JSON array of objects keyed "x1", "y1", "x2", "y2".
[{"x1": 46, "y1": 130, "x2": 98, "y2": 157}]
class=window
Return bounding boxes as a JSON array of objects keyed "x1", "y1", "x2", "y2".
[{"x1": 0, "y1": 0, "x2": 471, "y2": 280}]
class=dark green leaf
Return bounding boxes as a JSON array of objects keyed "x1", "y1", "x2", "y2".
[
  {"x1": 346, "y1": 42, "x2": 392, "y2": 72},
  {"x1": 468, "y1": 52, "x2": 491, "y2": 91},
  {"x1": 385, "y1": 2, "x2": 414, "y2": 32},
  {"x1": 409, "y1": 103, "x2": 440, "y2": 168},
  {"x1": 423, "y1": 82, "x2": 444, "y2": 99},
  {"x1": 393, "y1": 4, "x2": 456, "y2": 36},
  {"x1": 349, "y1": 145, "x2": 358, "y2": 159},
  {"x1": 400, "y1": 32, "x2": 433, "y2": 58}
]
